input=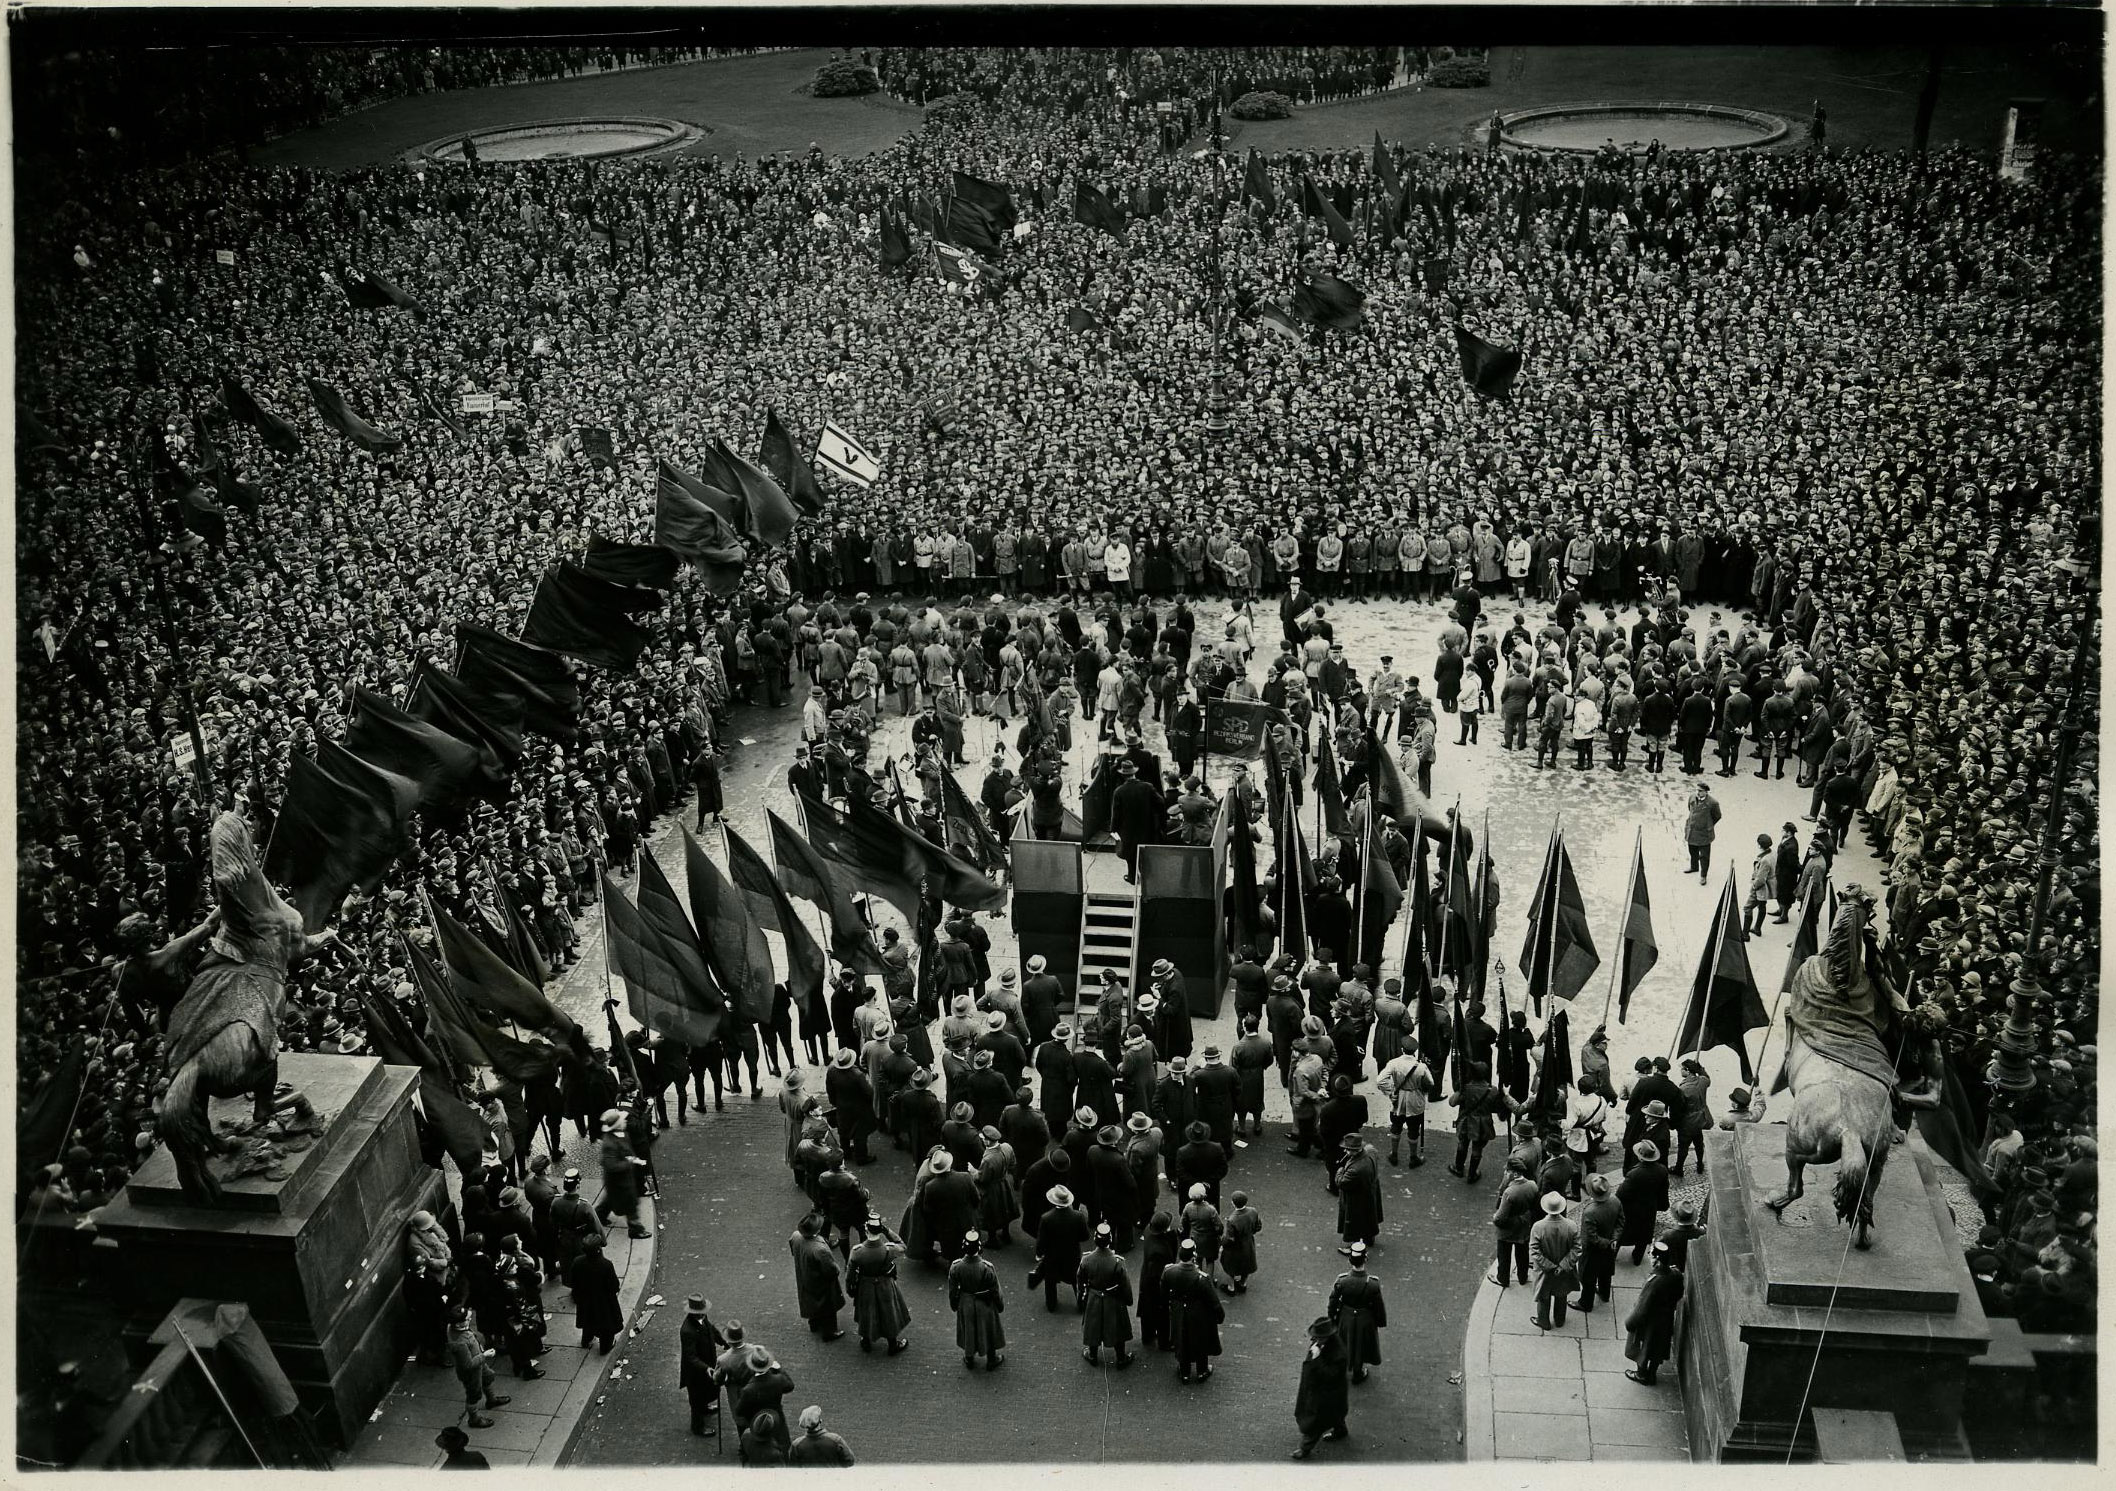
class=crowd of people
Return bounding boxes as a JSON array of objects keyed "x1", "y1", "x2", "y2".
[{"x1": 13, "y1": 39, "x2": 2100, "y2": 1456}]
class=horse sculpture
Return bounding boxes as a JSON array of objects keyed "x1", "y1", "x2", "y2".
[
  {"x1": 1763, "y1": 886, "x2": 1902, "y2": 1249},
  {"x1": 157, "y1": 811, "x2": 334, "y2": 1203}
]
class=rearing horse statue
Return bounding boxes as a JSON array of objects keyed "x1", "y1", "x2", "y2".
[
  {"x1": 156, "y1": 811, "x2": 335, "y2": 1203},
  {"x1": 1764, "y1": 886, "x2": 1902, "y2": 1249}
]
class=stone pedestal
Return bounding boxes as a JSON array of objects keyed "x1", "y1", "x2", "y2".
[
  {"x1": 1680, "y1": 1125, "x2": 1989, "y2": 1461},
  {"x1": 94, "y1": 1056, "x2": 445, "y2": 1448}
]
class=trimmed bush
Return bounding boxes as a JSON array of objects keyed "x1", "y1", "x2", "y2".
[
  {"x1": 1229, "y1": 90, "x2": 1295, "y2": 121},
  {"x1": 812, "y1": 58, "x2": 880, "y2": 97},
  {"x1": 1427, "y1": 57, "x2": 1490, "y2": 88}
]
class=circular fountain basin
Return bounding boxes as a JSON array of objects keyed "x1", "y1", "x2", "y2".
[
  {"x1": 409, "y1": 117, "x2": 701, "y2": 165},
  {"x1": 1501, "y1": 103, "x2": 1788, "y2": 155}
]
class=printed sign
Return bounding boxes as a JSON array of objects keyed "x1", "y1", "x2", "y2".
[
  {"x1": 459, "y1": 392, "x2": 497, "y2": 415},
  {"x1": 215, "y1": 249, "x2": 236, "y2": 266}
]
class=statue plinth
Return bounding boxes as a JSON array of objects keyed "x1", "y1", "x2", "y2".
[
  {"x1": 1680, "y1": 1124, "x2": 1990, "y2": 1461},
  {"x1": 96, "y1": 1055, "x2": 444, "y2": 1447}
]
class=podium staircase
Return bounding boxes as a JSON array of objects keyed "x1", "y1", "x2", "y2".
[{"x1": 1075, "y1": 889, "x2": 1138, "y2": 1004}]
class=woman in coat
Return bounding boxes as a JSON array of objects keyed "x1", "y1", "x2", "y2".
[
  {"x1": 1164, "y1": 1238, "x2": 1226, "y2": 1382},
  {"x1": 1293, "y1": 1316, "x2": 1351, "y2": 1458},
  {"x1": 975, "y1": 1131, "x2": 1020, "y2": 1243},
  {"x1": 1617, "y1": 1140, "x2": 1672, "y2": 1264},
  {"x1": 778, "y1": 1071, "x2": 814, "y2": 1172},
  {"x1": 898, "y1": 1146, "x2": 949, "y2": 1262},
  {"x1": 946, "y1": 1230, "x2": 1007, "y2": 1370},
  {"x1": 1334, "y1": 1137, "x2": 1384, "y2": 1250},
  {"x1": 1136, "y1": 1212, "x2": 1178, "y2": 1349},
  {"x1": 847, "y1": 1214, "x2": 913, "y2": 1354},
  {"x1": 1219, "y1": 1192, "x2": 1262, "y2": 1293},
  {"x1": 789, "y1": 1216, "x2": 847, "y2": 1338},
  {"x1": 1623, "y1": 1242, "x2": 1685, "y2": 1384},
  {"x1": 568, "y1": 1233, "x2": 625, "y2": 1353}
]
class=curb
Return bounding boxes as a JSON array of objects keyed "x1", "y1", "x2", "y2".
[
  {"x1": 1461, "y1": 1271, "x2": 1502, "y2": 1461},
  {"x1": 530, "y1": 1193, "x2": 662, "y2": 1467}
]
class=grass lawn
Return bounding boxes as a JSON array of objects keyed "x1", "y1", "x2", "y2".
[
  {"x1": 1236, "y1": 44, "x2": 2098, "y2": 155},
  {"x1": 255, "y1": 46, "x2": 919, "y2": 170}
]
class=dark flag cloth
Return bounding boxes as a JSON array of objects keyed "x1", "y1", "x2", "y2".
[
  {"x1": 661, "y1": 455, "x2": 744, "y2": 528},
  {"x1": 522, "y1": 562, "x2": 661, "y2": 673},
  {"x1": 682, "y1": 829, "x2": 776, "y2": 1025},
  {"x1": 406, "y1": 380, "x2": 468, "y2": 440},
  {"x1": 939, "y1": 767, "x2": 1009, "y2": 878},
  {"x1": 409, "y1": 664, "x2": 526, "y2": 780},
  {"x1": 879, "y1": 211, "x2": 914, "y2": 269},
  {"x1": 1073, "y1": 182, "x2": 1128, "y2": 241},
  {"x1": 655, "y1": 460, "x2": 749, "y2": 593},
  {"x1": 760, "y1": 407, "x2": 828, "y2": 518},
  {"x1": 263, "y1": 740, "x2": 420, "y2": 932},
  {"x1": 1300, "y1": 175, "x2": 1355, "y2": 251},
  {"x1": 1399, "y1": 821, "x2": 1430, "y2": 1001},
  {"x1": 1676, "y1": 876, "x2": 1769, "y2": 1082},
  {"x1": 1427, "y1": 822, "x2": 1477, "y2": 982},
  {"x1": 358, "y1": 982, "x2": 446, "y2": 1075},
  {"x1": 1616, "y1": 840, "x2": 1659, "y2": 1023},
  {"x1": 409, "y1": 936, "x2": 560, "y2": 1085},
  {"x1": 18, "y1": 1037, "x2": 85, "y2": 1185},
  {"x1": 1455, "y1": 324, "x2": 1523, "y2": 399},
  {"x1": 724, "y1": 822, "x2": 826, "y2": 1020},
  {"x1": 206, "y1": 447, "x2": 264, "y2": 520},
  {"x1": 952, "y1": 169, "x2": 1018, "y2": 232},
  {"x1": 714, "y1": 438, "x2": 800, "y2": 549},
  {"x1": 457, "y1": 624, "x2": 582, "y2": 742},
  {"x1": 1225, "y1": 789, "x2": 1261, "y2": 960},
  {"x1": 1314, "y1": 732, "x2": 1351, "y2": 842},
  {"x1": 800, "y1": 787, "x2": 1002, "y2": 924},
  {"x1": 1467, "y1": 843, "x2": 1500, "y2": 1003},
  {"x1": 1531, "y1": 1008, "x2": 1575, "y2": 1123},
  {"x1": 1777, "y1": 880, "x2": 1827, "y2": 996},
  {"x1": 602, "y1": 873, "x2": 724, "y2": 1047},
  {"x1": 1371, "y1": 132, "x2": 1403, "y2": 202},
  {"x1": 1080, "y1": 757, "x2": 1117, "y2": 847},
  {"x1": 134, "y1": 337, "x2": 162, "y2": 387},
  {"x1": 631, "y1": 848, "x2": 725, "y2": 1024},
  {"x1": 1278, "y1": 779, "x2": 1312, "y2": 963},
  {"x1": 580, "y1": 534, "x2": 681, "y2": 591},
  {"x1": 430, "y1": 902, "x2": 589, "y2": 1058},
  {"x1": 500, "y1": 890, "x2": 552, "y2": 989},
  {"x1": 767, "y1": 808, "x2": 888, "y2": 975},
  {"x1": 1202, "y1": 698, "x2": 1278, "y2": 761},
  {"x1": 220, "y1": 376, "x2": 302, "y2": 457},
  {"x1": 342, "y1": 270, "x2": 424, "y2": 314},
  {"x1": 1291, "y1": 273, "x2": 1367, "y2": 332},
  {"x1": 345, "y1": 685, "x2": 483, "y2": 817},
  {"x1": 1519, "y1": 832, "x2": 1601, "y2": 1013},
  {"x1": 578, "y1": 427, "x2": 618, "y2": 469},
  {"x1": 1355, "y1": 802, "x2": 1404, "y2": 973},
  {"x1": 945, "y1": 195, "x2": 1004, "y2": 256},
  {"x1": 305, "y1": 378, "x2": 401, "y2": 453},
  {"x1": 1258, "y1": 303, "x2": 1303, "y2": 344},
  {"x1": 175, "y1": 484, "x2": 229, "y2": 548},
  {"x1": 18, "y1": 406, "x2": 67, "y2": 452},
  {"x1": 1420, "y1": 254, "x2": 1450, "y2": 294},
  {"x1": 1066, "y1": 305, "x2": 1104, "y2": 335},
  {"x1": 420, "y1": 1069, "x2": 491, "y2": 1172},
  {"x1": 1363, "y1": 717, "x2": 1411, "y2": 821},
  {"x1": 1242, "y1": 148, "x2": 1277, "y2": 214}
]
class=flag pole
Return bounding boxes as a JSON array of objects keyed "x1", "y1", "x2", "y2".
[
  {"x1": 1478, "y1": 806, "x2": 1494, "y2": 1006},
  {"x1": 1750, "y1": 879, "x2": 1822, "y2": 1096},
  {"x1": 1600, "y1": 827, "x2": 1640, "y2": 1028},
  {"x1": 593, "y1": 841, "x2": 644, "y2": 1091},
  {"x1": 1540, "y1": 821, "x2": 1564, "y2": 1020},
  {"x1": 1673, "y1": 868, "x2": 1733, "y2": 1065},
  {"x1": 1439, "y1": 796, "x2": 1462, "y2": 1087},
  {"x1": 1350, "y1": 790, "x2": 1367, "y2": 970}
]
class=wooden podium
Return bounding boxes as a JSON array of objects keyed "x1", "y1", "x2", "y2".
[{"x1": 94, "y1": 1055, "x2": 446, "y2": 1447}]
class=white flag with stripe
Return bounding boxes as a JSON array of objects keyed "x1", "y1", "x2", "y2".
[{"x1": 814, "y1": 422, "x2": 883, "y2": 488}]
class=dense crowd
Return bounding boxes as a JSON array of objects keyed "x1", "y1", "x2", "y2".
[
  {"x1": 14, "y1": 45, "x2": 2098, "y2": 1376},
  {"x1": 15, "y1": 43, "x2": 787, "y2": 167}
]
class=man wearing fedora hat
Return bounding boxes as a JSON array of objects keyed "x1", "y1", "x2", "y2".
[
  {"x1": 1088, "y1": 1124, "x2": 1138, "y2": 1250},
  {"x1": 1292, "y1": 1315, "x2": 1350, "y2": 1458},
  {"x1": 1021, "y1": 955, "x2": 1065, "y2": 1047},
  {"x1": 435, "y1": 1424, "x2": 489, "y2": 1469},
  {"x1": 1619, "y1": 1140, "x2": 1671, "y2": 1265},
  {"x1": 1530, "y1": 1191, "x2": 1581, "y2": 1331},
  {"x1": 679, "y1": 1294, "x2": 728, "y2": 1435},
  {"x1": 1031, "y1": 1182, "x2": 1090, "y2": 1312},
  {"x1": 595, "y1": 1109, "x2": 650, "y2": 1239},
  {"x1": 825, "y1": 1048, "x2": 878, "y2": 1164},
  {"x1": 1109, "y1": 754, "x2": 1165, "y2": 883}
]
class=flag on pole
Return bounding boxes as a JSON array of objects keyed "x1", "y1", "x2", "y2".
[
  {"x1": 760, "y1": 407, "x2": 828, "y2": 517},
  {"x1": 724, "y1": 822, "x2": 826, "y2": 1017},
  {"x1": 1675, "y1": 873, "x2": 1769, "y2": 1081},
  {"x1": 430, "y1": 903, "x2": 589, "y2": 1058},
  {"x1": 1290, "y1": 273, "x2": 1367, "y2": 332},
  {"x1": 1300, "y1": 175, "x2": 1355, "y2": 251},
  {"x1": 1372, "y1": 131, "x2": 1403, "y2": 202},
  {"x1": 601, "y1": 873, "x2": 724, "y2": 1047},
  {"x1": 1778, "y1": 877, "x2": 1826, "y2": 996},
  {"x1": 1519, "y1": 829, "x2": 1601, "y2": 1011},
  {"x1": 457, "y1": 623, "x2": 581, "y2": 742},
  {"x1": 814, "y1": 422, "x2": 883, "y2": 488},
  {"x1": 220, "y1": 375, "x2": 302, "y2": 456},
  {"x1": 305, "y1": 378, "x2": 401, "y2": 453},
  {"x1": 1242, "y1": 148, "x2": 1277, "y2": 214},
  {"x1": 1257, "y1": 303, "x2": 1303, "y2": 344},
  {"x1": 1225, "y1": 788, "x2": 1261, "y2": 960},
  {"x1": 522, "y1": 562, "x2": 661, "y2": 673},
  {"x1": 684, "y1": 828, "x2": 776, "y2": 1025},
  {"x1": 768, "y1": 809, "x2": 888, "y2": 975},
  {"x1": 1616, "y1": 835, "x2": 1659, "y2": 1022},
  {"x1": 1455, "y1": 324, "x2": 1524, "y2": 398},
  {"x1": 1314, "y1": 732, "x2": 1351, "y2": 841},
  {"x1": 1355, "y1": 799, "x2": 1403, "y2": 972},
  {"x1": 1278, "y1": 778, "x2": 1311, "y2": 962}
]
